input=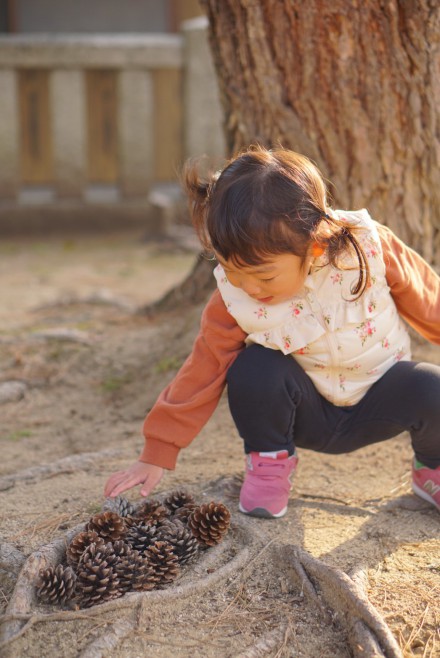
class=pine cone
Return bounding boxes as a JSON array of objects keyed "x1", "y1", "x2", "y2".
[
  {"x1": 156, "y1": 523, "x2": 199, "y2": 565},
  {"x1": 76, "y1": 543, "x2": 121, "y2": 608},
  {"x1": 163, "y1": 489, "x2": 196, "y2": 512},
  {"x1": 126, "y1": 522, "x2": 158, "y2": 554},
  {"x1": 130, "y1": 500, "x2": 169, "y2": 527},
  {"x1": 111, "y1": 539, "x2": 133, "y2": 558},
  {"x1": 102, "y1": 495, "x2": 136, "y2": 518},
  {"x1": 158, "y1": 517, "x2": 184, "y2": 530},
  {"x1": 188, "y1": 502, "x2": 231, "y2": 547},
  {"x1": 115, "y1": 547, "x2": 156, "y2": 592},
  {"x1": 85, "y1": 511, "x2": 126, "y2": 541},
  {"x1": 172, "y1": 502, "x2": 198, "y2": 524},
  {"x1": 82, "y1": 541, "x2": 119, "y2": 568},
  {"x1": 36, "y1": 564, "x2": 77, "y2": 605},
  {"x1": 145, "y1": 540, "x2": 179, "y2": 587},
  {"x1": 66, "y1": 531, "x2": 105, "y2": 567}
]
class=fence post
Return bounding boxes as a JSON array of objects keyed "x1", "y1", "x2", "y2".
[
  {"x1": 52, "y1": 69, "x2": 86, "y2": 198},
  {"x1": 118, "y1": 69, "x2": 154, "y2": 198},
  {"x1": 0, "y1": 69, "x2": 19, "y2": 200}
]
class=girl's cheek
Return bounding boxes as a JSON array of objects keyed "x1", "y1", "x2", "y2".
[{"x1": 226, "y1": 275, "x2": 243, "y2": 289}]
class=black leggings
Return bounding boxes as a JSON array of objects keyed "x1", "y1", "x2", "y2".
[{"x1": 227, "y1": 344, "x2": 440, "y2": 469}]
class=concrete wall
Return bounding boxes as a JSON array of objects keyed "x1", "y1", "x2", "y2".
[
  {"x1": 16, "y1": 0, "x2": 168, "y2": 34},
  {"x1": 0, "y1": 18, "x2": 226, "y2": 234}
]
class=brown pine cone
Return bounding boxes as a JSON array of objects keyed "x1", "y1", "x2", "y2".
[
  {"x1": 130, "y1": 500, "x2": 169, "y2": 527},
  {"x1": 145, "y1": 540, "x2": 179, "y2": 587},
  {"x1": 163, "y1": 489, "x2": 196, "y2": 512},
  {"x1": 66, "y1": 531, "x2": 105, "y2": 567},
  {"x1": 126, "y1": 522, "x2": 158, "y2": 554},
  {"x1": 76, "y1": 543, "x2": 121, "y2": 608},
  {"x1": 156, "y1": 523, "x2": 199, "y2": 565},
  {"x1": 111, "y1": 539, "x2": 133, "y2": 558},
  {"x1": 120, "y1": 514, "x2": 138, "y2": 530},
  {"x1": 188, "y1": 502, "x2": 231, "y2": 547},
  {"x1": 85, "y1": 511, "x2": 126, "y2": 541},
  {"x1": 130, "y1": 498, "x2": 161, "y2": 518},
  {"x1": 36, "y1": 564, "x2": 77, "y2": 605},
  {"x1": 115, "y1": 548, "x2": 156, "y2": 592},
  {"x1": 82, "y1": 542, "x2": 119, "y2": 569},
  {"x1": 172, "y1": 502, "x2": 198, "y2": 524},
  {"x1": 158, "y1": 517, "x2": 184, "y2": 530}
]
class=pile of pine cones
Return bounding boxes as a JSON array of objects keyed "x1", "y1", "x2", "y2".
[{"x1": 36, "y1": 491, "x2": 231, "y2": 609}]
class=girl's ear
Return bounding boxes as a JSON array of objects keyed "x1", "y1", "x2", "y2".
[{"x1": 311, "y1": 243, "x2": 325, "y2": 258}]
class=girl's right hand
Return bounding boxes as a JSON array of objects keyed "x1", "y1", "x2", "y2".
[{"x1": 104, "y1": 461, "x2": 164, "y2": 498}]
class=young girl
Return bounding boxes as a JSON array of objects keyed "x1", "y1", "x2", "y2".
[{"x1": 105, "y1": 146, "x2": 440, "y2": 518}]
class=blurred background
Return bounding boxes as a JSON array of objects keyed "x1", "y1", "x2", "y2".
[{"x1": 0, "y1": 0, "x2": 225, "y2": 235}]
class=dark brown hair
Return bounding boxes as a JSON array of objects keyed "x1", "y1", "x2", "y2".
[{"x1": 183, "y1": 145, "x2": 370, "y2": 299}]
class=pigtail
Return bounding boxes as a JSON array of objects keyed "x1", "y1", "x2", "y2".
[
  {"x1": 319, "y1": 214, "x2": 371, "y2": 300},
  {"x1": 181, "y1": 160, "x2": 218, "y2": 252}
]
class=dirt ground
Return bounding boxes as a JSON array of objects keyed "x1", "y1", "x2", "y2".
[{"x1": 0, "y1": 228, "x2": 439, "y2": 658}]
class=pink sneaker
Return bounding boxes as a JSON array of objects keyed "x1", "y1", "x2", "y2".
[
  {"x1": 239, "y1": 450, "x2": 298, "y2": 519},
  {"x1": 412, "y1": 459, "x2": 440, "y2": 511}
]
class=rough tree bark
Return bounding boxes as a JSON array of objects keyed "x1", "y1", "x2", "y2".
[
  {"x1": 145, "y1": 0, "x2": 438, "y2": 313},
  {"x1": 203, "y1": 0, "x2": 440, "y2": 266}
]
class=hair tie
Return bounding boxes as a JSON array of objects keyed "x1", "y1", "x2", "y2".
[
  {"x1": 322, "y1": 212, "x2": 332, "y2": 220},
  {"x1": 311, "y1": 243, "x2": 325, "y2": 258},
  {"x1": 206, "y1": 169, "x2": 221, "y2": 199}
]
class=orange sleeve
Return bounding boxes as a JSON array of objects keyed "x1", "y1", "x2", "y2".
[
  {"x1": 140, "y1": 289, "x2": 247, "y2": 470},
  {"x1": 377, "y1": 223, "x2": 440, "y2": 344}
]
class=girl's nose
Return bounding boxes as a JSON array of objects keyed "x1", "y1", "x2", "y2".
[{"x1": 240, "y1": 278, "x2": 261, "y2": 297}]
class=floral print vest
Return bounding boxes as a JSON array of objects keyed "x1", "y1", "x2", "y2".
[{"x1": 214, "y1": 209, "x2": 411, "y2": 406}]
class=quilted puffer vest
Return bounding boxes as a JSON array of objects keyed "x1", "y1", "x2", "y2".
[{"x1": 215, "y1": 209, "x2": 411, "y2": 406}]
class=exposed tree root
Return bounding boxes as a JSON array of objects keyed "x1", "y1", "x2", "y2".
[
  {"x1": 0, "y1": 449, "x2": 124, "y2": 491},
  {"x1": 0, "y1": 522, "x2": 86, "y2": 647},
  {"x1": 1, "y1": 482, "x2": 404, "y2": 658},
  {"x1": 78, "y1": 617, "x2": 137, "y2": 658},
  {"x1": 0, "y1": 543, "x2": 26, "y2": 576},
  {"x1": 32, "y1": 291, "x2": 136, "y2": 314},
  {"x1": 236, "y1": 620, "x2": 291, "y2": 658},
  {"x1": 0, "y1": 519, "x2": 254, "y2": 655},
  {"x1": 30, "y1": 329, "x2": 93, "y2": 345},
  {"x1": 280, "y1": 545, "x2": 403, "y2": 658}
]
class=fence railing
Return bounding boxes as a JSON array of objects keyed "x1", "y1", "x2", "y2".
[{"x1": 0, "y1": 19, "x2": 225, "y2": 231}]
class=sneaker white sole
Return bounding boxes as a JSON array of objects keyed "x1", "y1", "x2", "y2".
[
  {"x1": 238, "y1": 502, "x2": 287, "y2": 519},
  {"x1": 412, "y1": 482, "x2": 440, "y2": 511}
]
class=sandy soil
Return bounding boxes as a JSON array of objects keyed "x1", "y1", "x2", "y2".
[{"x1": 0, "y1": 229, "x2": 439, "y2": 658}]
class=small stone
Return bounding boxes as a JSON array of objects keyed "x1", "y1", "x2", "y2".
[{"x1": 0, "y1": 381, "x2": 27, "y2": 404}]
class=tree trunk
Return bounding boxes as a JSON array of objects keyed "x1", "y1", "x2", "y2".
[
  {"x1": 203, "y1": 0, "x2": 440, "y2": 266},
  {"x1": 139, "y1": 255, "x2": 216, "y2": 315}
]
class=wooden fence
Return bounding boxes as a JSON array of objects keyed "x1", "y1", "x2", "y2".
[{"x1": 0, "y1": 25, "x2": 225, "y2": 231}]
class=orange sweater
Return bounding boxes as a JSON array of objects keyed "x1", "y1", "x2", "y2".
[{"x1": 140, "y1": 224, "x2": 440, "y2": 470}]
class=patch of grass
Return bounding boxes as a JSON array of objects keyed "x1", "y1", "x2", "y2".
[
  {"x1": 100, "y1": 374, "x2": 131, "y2": 393},
  {"x1": 63, "y1": 239, "x2": 77, "y2": 251},
  {"x1": 153, "y1": 356, "x2": 183, "y2": 374},
  {"x1": 48, "y1": 345, "x2": 66, "y2": 361},
  {"x1": 85, "y1": 502, "x2": 102, "y2": 516},
  {"x1": 74, "y1": 321, "x2": 94, "y2": 331},
  {"x1": 2, "y1": 429, "x2": 33, "y2": 441},
  {"x1": 0, "y1": 242, "x2": 19, "y2": 255}
]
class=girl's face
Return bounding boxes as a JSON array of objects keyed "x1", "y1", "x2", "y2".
[{"x1": 216, "y1": 252, "x2": 312, "y2": 305}]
